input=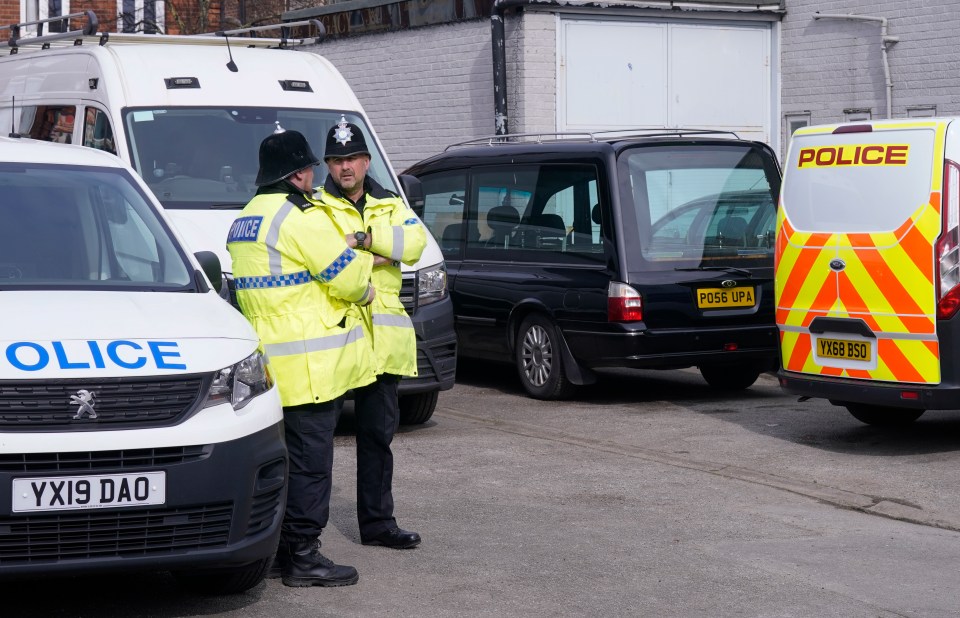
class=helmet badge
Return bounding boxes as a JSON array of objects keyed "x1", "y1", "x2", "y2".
[{"x1": 334, "y1": 115, "x2": 353, "y2": 146}]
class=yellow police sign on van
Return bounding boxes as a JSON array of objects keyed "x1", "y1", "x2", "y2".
[{"x1": 796, "y1": 144, "x2": 909, "y2": 168}]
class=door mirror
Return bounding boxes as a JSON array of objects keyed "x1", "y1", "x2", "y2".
[
  {"x1": 194, "y1": 251, "x2": 222, "y2": 293},
  {"x1": 398, "y1": 174, "x2": 425, "y2": 217}
]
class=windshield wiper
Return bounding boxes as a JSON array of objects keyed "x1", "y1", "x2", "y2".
[
  {"x1": 210, "y1": 202, "x2": 247, "y2": 209},
  {"x1": 675, "y1": 266, "x2": 753, "y2": 278}
]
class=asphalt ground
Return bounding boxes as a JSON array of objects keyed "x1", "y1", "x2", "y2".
[{"x1": 6, "y1": 363, "x2": 960, "y2": 617}]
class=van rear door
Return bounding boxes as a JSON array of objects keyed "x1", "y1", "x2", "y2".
[{"x1": 777, "y1": 120, "x2": 947, "y2": 384}]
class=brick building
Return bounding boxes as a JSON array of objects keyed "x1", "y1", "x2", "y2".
[
  {"x1": 0, "y1": 0, "x2": 297, "y2": 37},
  {"x1": 281, "y1": 0, "x2": 960, "y2": 168}
]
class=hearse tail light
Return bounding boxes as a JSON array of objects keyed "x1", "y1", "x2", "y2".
[
  {"x1": 608, "y1": 282, "x2": 642, "y2": 322},
  {"x1": 936, "y1": 159, "x2": 960, "y2": 320}
]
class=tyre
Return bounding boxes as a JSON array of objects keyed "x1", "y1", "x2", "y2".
[
  {"x1": 172, "y1": 555, "x2": 272, "y2": 595},
  {"x1": 399, "y1": 390, "x2": 439, "y2": 425},
  {"x1": 515, "y1": 314, "x2": 576, "y2": 400},
  {"x1": 845, "y1": 403, "x2": 925, "y2": 427},
  {"x1": 699, "y1": 362, "x2": 762, "y2": 390}
]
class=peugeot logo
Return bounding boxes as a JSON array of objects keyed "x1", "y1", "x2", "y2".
[
  {"x1": 70, "y1": 390, "x2": 98, "y2": 420},
  {"x1": 829, "y1": 258, "x2": 846, "y2": 272},
  {"x1": 721, "y1": 280, "x2": 737, "y2": 288}
]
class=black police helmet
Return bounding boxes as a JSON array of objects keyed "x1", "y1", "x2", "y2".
[
  {"x1": 324, "y1": 121, "x2": 370, "y2": 160},
  {"x1": 255, "y1": 130, "x2": 320, "y2": 187}
]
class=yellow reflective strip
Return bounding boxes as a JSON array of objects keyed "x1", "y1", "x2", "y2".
[
  {"x1": 789, "y1": 248, "x2": 836, "y2": 320},
  {"x1": 914, "y1": 200, "x2": 940, "y2": 240}
]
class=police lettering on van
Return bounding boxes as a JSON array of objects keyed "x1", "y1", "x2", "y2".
[{"x1": 2, "y1": 340, "x2": 185, "y2": 372}]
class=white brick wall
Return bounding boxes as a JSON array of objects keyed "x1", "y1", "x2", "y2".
[
  {"x1": 782, "y1": 0, "x2": 960, "y2": 146},
  {"x1": 305, "y1": 20, "x2": 495, "y2": 171}
]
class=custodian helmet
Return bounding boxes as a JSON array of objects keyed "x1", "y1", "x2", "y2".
[
  {"x1": 324, "y1": 117, "x2": 370, "y2": 159},
  {"x1": 254, "y1": 129, "x2": 320, "y2": 187}
]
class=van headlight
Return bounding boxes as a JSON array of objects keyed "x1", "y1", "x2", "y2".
[
  {"x1": 418, "y1": 264, "x2": 447, "y2": 306},
  {"x1": 204, "y1": 351, "x2": 273, "y2": 410}
]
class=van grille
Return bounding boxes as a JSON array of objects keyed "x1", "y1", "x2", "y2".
[
  {"x1": 417, "y1": 338, "x2": 457, "y2": 383},
  {"x1": 0, "y1": 376, "x2": 208, "y2": 431},
  {"x1": 0, "y1": 502, "x2": 232, "y2": 564},
  {"x1": 0, "y1": 446, "x2": 210, "y2": 473}
]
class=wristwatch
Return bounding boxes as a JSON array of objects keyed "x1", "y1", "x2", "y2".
[{"x1": 354, "y1": 231, "x2": 368, "y2": 248}]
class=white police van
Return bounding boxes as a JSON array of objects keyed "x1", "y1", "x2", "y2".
[
  {"x1": 0, "y1": 135, "x2": 284, "y2": 593},
  {"x1": 0, "y1": 12, "x2": 456, "y2": 424}
]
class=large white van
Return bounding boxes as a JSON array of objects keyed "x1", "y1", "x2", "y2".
[
  {"x1": 0, "y1": 135, "x2": 284, "y2": 592},
  {"x1": 0, "y1": 12, "x2": 456, "y2": 423}
]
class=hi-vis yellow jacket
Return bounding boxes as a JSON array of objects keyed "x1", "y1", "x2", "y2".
[
  {"x1": 315, "y1": 177, "x2": 427, "y2": 377},
  {"x1": 227, "y1": 190, "x2": 377, "y2": 406}
]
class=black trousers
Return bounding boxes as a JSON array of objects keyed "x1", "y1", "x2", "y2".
[
  {"x1": 280, "y1": 398, "x2": 341, "y2": 542},
  {"x1": 353, "y1": 374, "x2": 401, "y2": 539}
]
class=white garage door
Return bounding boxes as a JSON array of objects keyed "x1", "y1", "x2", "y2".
[{"x1": 559, "y1": 18, "x2": 775, "y2": 147}]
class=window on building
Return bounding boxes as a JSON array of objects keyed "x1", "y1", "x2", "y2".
[
  {"x1": 907, "y1": 105, "x2": 937, "y2": 118},
  {"x1": 785, "y1": 112, "x2": 811, "y2": 147},
  {"x1": 19, "y1": 0, "x2": 70, "y2": 36},
  {"x1": 843, "y1": 108, "x2": 872, "y2": 122}
]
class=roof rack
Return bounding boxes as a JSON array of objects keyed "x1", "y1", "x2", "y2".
[
  {"x1": 2, "y1": 10, "x2": 98, "y2": 50},
  {"x1": 2, "y1": 12, "x2": 324, "y2": 52},
  {"x1": 193, "y1": 19, "x2": 325, "y2": 45},
  {"x1": 444, "y1": 128, "x2": 741, "y2": 150}
]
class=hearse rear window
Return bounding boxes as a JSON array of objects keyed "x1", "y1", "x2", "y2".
[{"x1": 621, "y1": 144, "x2": 778, "y2": 266}]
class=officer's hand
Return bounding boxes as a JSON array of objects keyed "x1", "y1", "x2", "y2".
[
  {"x1": 372, "y1": 255, "x2": 392, "y2": 267},
  {"x1": 365, "y1": 285, "x2": 376, "y2": 305},
  {"x1": 345, "y1": 234, "x2": 358, "y2": 249}
]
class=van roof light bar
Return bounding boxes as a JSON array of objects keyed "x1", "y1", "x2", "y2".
[
  {"x1": 445, "y1": 128, "x2": 741, "y2": 150},
  {"x1": 2, "y1": 10, "x2": 98, "y2": 49}
]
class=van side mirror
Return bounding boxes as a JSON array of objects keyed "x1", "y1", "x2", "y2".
[
  {"x1": 194, "y1": 251, "x2": 222, "y2": 293},
  {"x1": 398, "y1": 174, "x2": 425, "y2": 217}
]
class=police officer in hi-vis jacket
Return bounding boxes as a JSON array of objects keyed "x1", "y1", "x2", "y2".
[
  {"x1": 227, "y1": 126, "x2": 376, "y2": 588},
  {"x1": 315, "y1": 117, "x2": 427, "y2": 550}
]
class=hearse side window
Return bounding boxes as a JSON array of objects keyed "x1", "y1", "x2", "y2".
[
  {"x1": 83, "y1": 107, "x2": 117, "y2": 155},
  {"x1": 18, "y1": 105, "x2": 76, "y2": 144},
  {"x1": 467, "y1": 164, "x2": 605, "y2": 263},
  {"x1": 419, "y1": 170, "x2": 468, "y2": 260}
]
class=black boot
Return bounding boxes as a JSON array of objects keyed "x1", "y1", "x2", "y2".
[{"x1": 281, "y1": 538, "x2": 359, "y2": 588}]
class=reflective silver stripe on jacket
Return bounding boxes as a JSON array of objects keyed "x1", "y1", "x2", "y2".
[
  {"x1": 263, "y1": 325, "x2": 365, "y2": 357},
  {"x1": 266, "y1": 201, "x2": 296, "y2": 275},
  {"x1": 372, "y1": 313, "x2": 413, "y2": 328},
  {"x1": 389, "y1": 226, "x2": 405, "y2": 261}
]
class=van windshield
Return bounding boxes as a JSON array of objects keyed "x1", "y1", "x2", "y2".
[
  {"x1": 619, "y1": 143, "x2": 780, "y2": 269},
  {"x1": 781, "y1": 128, "x2": 936, "y2": 233},
  {"x1": 122, "y1": 108, "x2": 396, "y2": 209},
  {"x1": 0, "y1": 162, "x2": 193, "y2": 290}
]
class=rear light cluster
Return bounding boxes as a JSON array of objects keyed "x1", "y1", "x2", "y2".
[
  {"x1": 607, "y1": 281, "x2": 642, "y2": 322},
  {"x1": 937, "y1": 159, "x2": 960, "y2": 319}
]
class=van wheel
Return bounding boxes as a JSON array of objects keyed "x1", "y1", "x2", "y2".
[
  {"x1": 172, "y1": 555, "x2": 271, "y2": 595},
  {"x1": 399, "y1": 391, "x2": 439, "y2": 425},
  {"x1": 845, "y1": 403, "x2": 925, "y2": 426},
  {"x1": 699, "y1": 362, "x2": 762, "y2": 390},
  {"x1": 515, "y1": 314, "x2": 576, "y2": 400}
]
